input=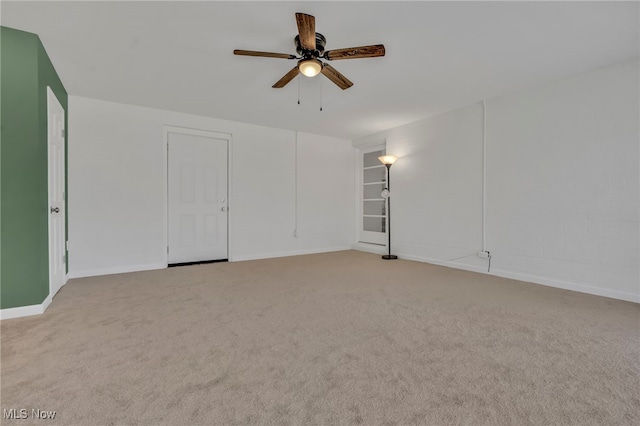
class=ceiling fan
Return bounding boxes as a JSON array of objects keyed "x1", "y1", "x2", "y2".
[{"x1": 234, "y1": 13, "x2": 385, "y2": 90}]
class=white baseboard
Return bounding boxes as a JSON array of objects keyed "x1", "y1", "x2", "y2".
[
  {"x1": 487, "y1": 267, "x2": 640, "y2": 303},
  {"x1": 68, "y1": 263, "x2": 166, "y2": 279},
  {"x1": 230, "y1": 246, "x2": 351, "y2": 262},
  {"x1": 393, "y1": 252, "x2": 639, "y2": 303},
  {"x1": 0, "y1": 293, "x2": 53, "y2": 320},
  {"x1": 351, "y1": 242, "x2": 386, "y2": 255}
]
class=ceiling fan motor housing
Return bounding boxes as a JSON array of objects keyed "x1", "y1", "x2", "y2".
[{"x1": 295, "y1": 33, "x2": 327, "y2": 57}]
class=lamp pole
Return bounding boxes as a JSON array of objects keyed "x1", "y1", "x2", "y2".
[{"x1": 379, "y1": 155, "x2": 398, "y2": 260}]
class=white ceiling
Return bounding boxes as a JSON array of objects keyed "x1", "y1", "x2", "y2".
[{"x1": 2, "y1": 1, "x2": 638, "y2": 139}]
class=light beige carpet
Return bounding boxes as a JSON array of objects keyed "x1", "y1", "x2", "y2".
[{"x1": 1, "y1": 250, "x2": 639, "y2": 425}]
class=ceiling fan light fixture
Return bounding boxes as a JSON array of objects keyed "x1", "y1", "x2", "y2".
[{"x1": 298, "y1": 59, "x2": 322, "y2": 77}]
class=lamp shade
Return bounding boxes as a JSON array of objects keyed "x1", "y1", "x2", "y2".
[
  {"x1": 378, "y1": 155, "x2": 398, "y2": 166},
  {"x1": 298, "y1": 59, "x2": 322, "y2": 77}
]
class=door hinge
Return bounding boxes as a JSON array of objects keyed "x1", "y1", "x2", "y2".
[
  {"x1": 62, "y1": 255, "x2": 66, "y2": 264},
  {"x1": 167, "y1": 246, "x2": 169, "y2": 253},
  {"x1": 61, "y1": 128, "x2": 65, "y2": 138}
]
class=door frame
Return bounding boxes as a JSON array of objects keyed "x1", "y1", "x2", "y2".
[
  {"x1": 358, "y1": 143, "x2": 388, "y2": 246},
  {"x1": 163, "y1": 126, "x2": 233, "y2": 266},
  {"x1": 46, "y1": 86, "x2": 67, "y2": 297}
]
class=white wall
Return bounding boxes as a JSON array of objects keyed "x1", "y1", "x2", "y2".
[
  {"x1": 354, "y1": 103, "x2": 485, "y2": 263},
  {"x1": 295, "y1": 133, "x2": 356, "y2": 250},
  {"x1": 353, "y1": 58, "x2": 639, "y2": 302},
  {"x1": 68, "y1": 96, "x2": 354, "y2": 277},
  {"x1": 485, "y1": 59, "x2": 639, "y2": 301}
]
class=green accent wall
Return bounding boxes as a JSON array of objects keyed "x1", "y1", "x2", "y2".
[{"x1": 1, "y1": 26, "x2": 68, "y2": 310}]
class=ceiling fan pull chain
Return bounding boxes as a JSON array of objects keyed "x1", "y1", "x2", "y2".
[
  {"x1": 297, "y1": 75, "x2": 301, "y2": 105},
  {"x1": 320, "y1": 79, "x2": 323, "y2": 112}
]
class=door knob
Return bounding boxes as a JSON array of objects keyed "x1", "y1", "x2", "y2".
[
  {"x1": 221, "y1": 207, "x2": 227, "y2": 212},
  {"x1": 50, "y1": 207, "x2": 60, "y2": 213}
]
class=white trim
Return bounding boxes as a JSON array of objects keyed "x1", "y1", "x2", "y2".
[
  {"x1": 231, "y1": 247, "x2": 351, "y2": 262},
  {"x1": 68, "y1": 263, "x2": 166, "y2": 279},
  {"x1": 396, "y1": 252, "x2": 488, "y2": 274},
  {"x1": 481, "y1": 99, "x2": 487, "y2": 252},
  {"x1": 47, "y1": 86, "x2": 66, "y2": 301},
  {"x1": 351, "y1": 242, "x2": 386, "y2": 255},
  {"x1": 162, "y1": 126, "x2": 233, "y2": 265},
  {"x1": 393, "y1": 252, "x2": 640, "y2": 303},
  {"x1": 487, "y1": 267, "x2": 640, "y2": 303},
  {"x1": 49, "y1": 274, "x2": 70, "y2": 300},
  {"x1": 227, "y1": 131, "x2": 235, "y2": 261},
  {"x1": 357, "y1": 143, "x2": 387, "y2": 245},
  {"x1": 163, "y1": 128, "x2": 169, "y2": 265},
  {"x1": 293, "y1": 131, "x2": 298, "y2": 238},
  {"x1": 0, "y1": 294, "x2": 53, "y2": 320}
]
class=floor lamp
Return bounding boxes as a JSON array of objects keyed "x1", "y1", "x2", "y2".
[{"x1": 378, "y1": 155, "x2": 398, "y2": 260}]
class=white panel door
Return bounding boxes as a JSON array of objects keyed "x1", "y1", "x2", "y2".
[
  {"x1": 47, "y1": 87, "x2": 66, "y2": 297},
  {"x1": 168, "y1": 132, "x2": 228, "y2": 263}
]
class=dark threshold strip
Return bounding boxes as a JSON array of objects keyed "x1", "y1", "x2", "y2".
[{"x1": 168, "y1": 259, "x2": 228, "y2": 268}]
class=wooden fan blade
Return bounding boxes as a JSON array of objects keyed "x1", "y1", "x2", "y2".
[
  {"x1": 324, "y1": 44, "x2": 386, "y2": 61},
  {"x1": 234, "y1": 50, "x2": 296, "y2": 59},
  {"x1": 321, "y1": 64, "x2": 353, "y2": 90},
  {"x1": 295, "y1": 13, "x2": 316, "y2": 51},
  {"x1": 273, "y1": 66, "x2": 300, "y2": 88}
]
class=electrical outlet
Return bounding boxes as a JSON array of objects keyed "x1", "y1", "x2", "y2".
[{"x1": 477, "y1": 251, "x2": 490, "y2": 259}]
